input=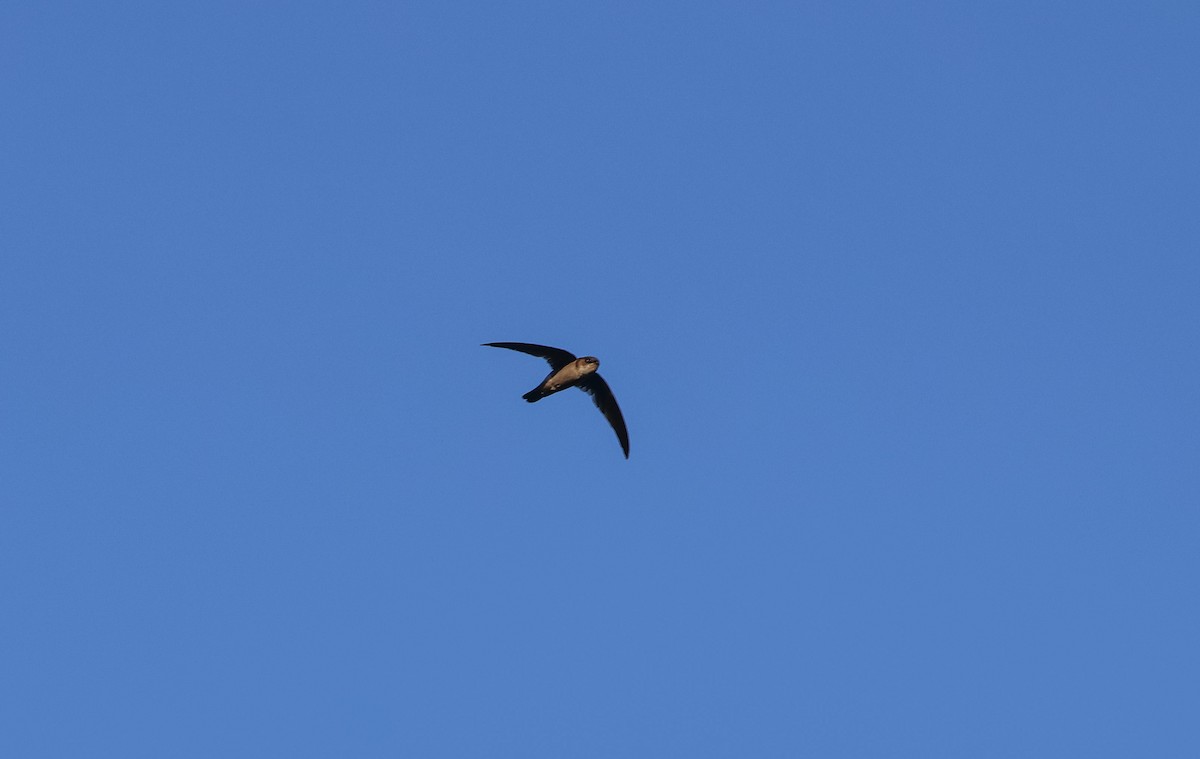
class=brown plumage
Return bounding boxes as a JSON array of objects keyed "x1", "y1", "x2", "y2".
[{"x1": 482, "y1": 342, "x2": 630, "y2": 459}]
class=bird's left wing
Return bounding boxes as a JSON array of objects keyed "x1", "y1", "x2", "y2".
[
  {"x1": 481, "y1": 342, "x2": 577, "y2": 372},
  {"x1": 578, "y1": 374, "x2": 630, "y2": 459}
]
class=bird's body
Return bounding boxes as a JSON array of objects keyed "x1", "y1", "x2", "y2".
[
  {"x1": 523, "y1": 357, "x2": 599, "y2": 402},
  {"x1": 482, "y1": 342, "x2": 630, "y2": 458}
]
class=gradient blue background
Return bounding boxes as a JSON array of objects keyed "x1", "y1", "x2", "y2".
[{"x1": 3, "y1": 2, "x2": 1197, "y2": 756}]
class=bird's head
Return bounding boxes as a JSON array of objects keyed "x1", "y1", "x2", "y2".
[{"x1": 579, "y1": 356, "x2": 600, "y2": 374}]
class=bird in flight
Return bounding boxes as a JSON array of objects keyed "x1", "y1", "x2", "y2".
[{"x1": 482, "y1": 342, "x2": 630, "y2": 459}]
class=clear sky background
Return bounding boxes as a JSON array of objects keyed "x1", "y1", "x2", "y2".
[{"x1": 2, "y1": 2, "x2": 1197, "y2": 756}]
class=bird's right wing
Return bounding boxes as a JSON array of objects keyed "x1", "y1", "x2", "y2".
[
  {"x1": 578, "y1": 374, "x2": 630, "y2": 459},
  {"x1": 482, "y1": 342, "x2": 577, "y2": 372}
]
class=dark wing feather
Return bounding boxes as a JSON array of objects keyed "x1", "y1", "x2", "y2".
[
  {"x1": 577, "y1": 374, "x2": 630, "y2": 459},
  {"x1": 482, "y1": 342, "x2": 577, "y2": 372}
]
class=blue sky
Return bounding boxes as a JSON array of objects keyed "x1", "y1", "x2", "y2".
[{"x1": 2, "y1": 1, "x2": 1197, "y2": 756}]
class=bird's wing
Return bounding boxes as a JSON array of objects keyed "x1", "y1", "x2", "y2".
[
  {"x1": 577, "y1": 374, "x2": 630, "y2": 459},
  {"x1": 482, "y1": 342, "x2": 577, "y2": 371}
]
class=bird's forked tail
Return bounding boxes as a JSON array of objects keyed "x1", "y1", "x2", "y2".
[{"x1": 522, "y1": 388, "x2": 546, "y2": 403}]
